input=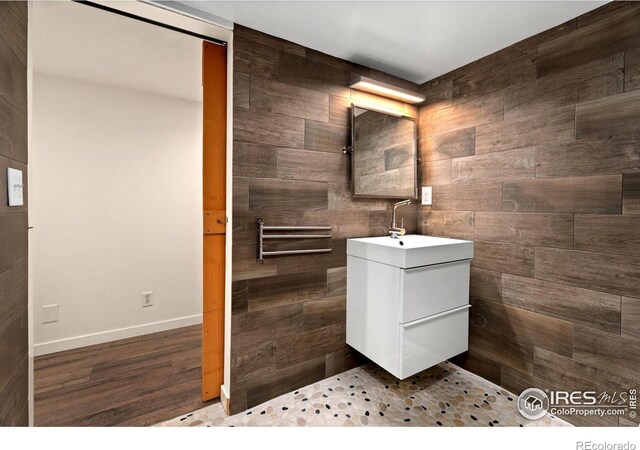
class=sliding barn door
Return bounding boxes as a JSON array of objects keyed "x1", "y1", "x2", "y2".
[{"x1": 202, "y1": 41, "x2": 227, "y2": 401}]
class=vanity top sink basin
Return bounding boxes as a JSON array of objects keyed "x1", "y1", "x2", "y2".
[{"x1": 347, "y1": 235, "x2": 473, "y2": 268}]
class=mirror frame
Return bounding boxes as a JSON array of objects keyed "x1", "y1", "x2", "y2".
[{"x1": 350, "y1": 103, "x2": 419, "y2": 200}]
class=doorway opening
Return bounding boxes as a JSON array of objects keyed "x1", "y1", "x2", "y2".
[{"x1": 30, "y1": 1, "x2": 228, "y2": 426}]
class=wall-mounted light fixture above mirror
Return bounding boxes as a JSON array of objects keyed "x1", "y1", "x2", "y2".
[{"x1": 348, "y1": 75, "x2": 425, "y2": 104}]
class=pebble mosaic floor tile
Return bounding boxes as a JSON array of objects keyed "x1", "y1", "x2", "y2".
[{"x1": 157, "y1": 361, "x2": 570, "y2": 427}]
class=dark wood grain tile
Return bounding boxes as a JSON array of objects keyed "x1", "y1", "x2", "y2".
[
  {"x1": 576, "y1": 89, "x2": 640, "y2": 139},
  {"x1": 275, "y1": 324, "x2": 345, "y2": 368},
  {"x1": 247, "y1": 271, "x2": 327, "y2": 312},
  {"x1": 537, "y1": 4, "x2": 640, "y2": 77},
  {"x1": 0, "y1": 214, "x2": 13, "y2": 273},
  {"x1": 249, "y1": 178, "x2": 328, "y2": 212},
  {"x1": 246, "y1": 356, "x2": 325, "y2": 409},
  {"x1": 450, "y1": 352, "x2": 501, "y2": 386},
  {"x1": 573, "y1": 325, "x2": 640, "y2": 378},
  {"x1": 475, "y1": 106, "x2": 575, "y2": 155},
  {"x1": 0, "y1": 33, "x2": 26, "y2": 116},
  {"x1": 469, "y1": 325, "x2": 534, "y2": 376},
  {"x1": 0, "y1": 354, "x2": 27, "y2": 426},
  {"x1": 430, "y1": 91, "x2": 503, "y2": 135},
  {"x1": 329, "y1": 95, "x2": 351, "y2": 127},
  {"x1": 475, "y1": 212, "x2": 573, "y2": 248},
  {"x1": 504, "y1": 54, "x2": 623, "y2": 118},
  {"x1": 421, "y1": 210, "x2": 474, "y2": 240},
  {"x1": 0, "y1": 308, "x2": 26, "y2": 398},
  {"x1": 420, "y1": 158, "x2": 451, "y2": 186},
  {"x1": 453, "y1": 44, "x2": 536, "y2": 104},
  {"x1": 304, "y1": 120, "x2": 349, "y2": 153},
  {"x1": 235, "y1": 24, "x2": 305, "y2": 57},
  {"x1": 502, "y1": 274, "x2": 621, "y2": 334},
  {"x1": 231, "y1": 338, "x2": 275, "y2": 385},
  {"x1": 419, "y1": 77, "x2": 453, "y2": 112},
  {"x1": 234, "y1": 107, "x2": 305, "y2": 148},
  {"x1": 472, "y1": 298, "x2": 573, "y2": 357},
  {"x1": 233, "y1": 35, "x2": 279, "y2": 80},
  {"x1": 622, "y1": 296, "x2": 640, "y2": 340},
  {"x1": 327, "y1": 267, "x2": 346, "y2": 297},
  {"x1": 470, "y1": 268, "x2": 502, "y2": 303},
  {"x1": 233, "y1": 143, "x2": 278, "y2": 178},
  {"x1": 232, "y1": 243, "x2": 278, "y2": 282},
  {"x1": 303, "y1": 295, "x2": 346, "y2": 331},
  {"x1": 535, "y1": 248, "x2": 640, "y2": 298},
  {"x1": 420, "y1": 127, "x2": 475, "y2": 162},
  {"x1": 0, "y1": 262, "x2": 26, "y2": 337},
  {"x1": 624, "y1": 173, "x2": 640, "y2": 214},
  {"x1": 575, "y1": 214, "x2": 640, "y2": 256},
  {"x1": 232, "y1": 280, "x2": 248, "y2": 314},
  {"x1": 325, "y1": 346, "x2": 365, "y2": 378},
  {"x1": 12, "y1": 213, "x2": 26, "y2": 266},
  {"x1": 534, "y1": 347, "x2": 635, "y2": 404},
  {"x1": 503, "y1": 175, "x2": 622, "y2": 213},
  {"x1": 278, "y1": 51, "x2": 351, "y2": 98},
  {"x1": 626, "y1": 48, "x2": 640, "y2": 91},
  {"x1": 250, "y1": 76, "x2": 329, "y2": 122},
  {"x1": 0, "y1": 1, "x2": 26, "y2": 65},
  {"x1": 0, "y1": 97, "x2": 26, "y2": 163},
  {"x1": 233, "y1": 177, "x2": 249, "y2": 212},
  {"x1": 471, "y1": 241, "x2": 535, "y2": 278},
  {"x1": 452, "y1": 147, "x2": 535, "y2": 183},
  {"x1": 233, "y1": 72, "x2": 250, "y2": 109},
  {"x1": 432, "y1": 182, "x2": 502, "y2": 211},
  {"x1": 278, "y1": 148, "x2": 348, "y2": 183},
  {"x1": 535, "y1": 132, "x2": 640, "y2": 178}
]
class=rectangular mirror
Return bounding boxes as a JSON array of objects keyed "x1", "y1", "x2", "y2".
[{"x1": 351, "y1": 104, "x2": 417, "y2": 199}]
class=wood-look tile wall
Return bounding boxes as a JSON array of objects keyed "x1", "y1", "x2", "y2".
[
  {"x1": 419, "y1": 1, "x2": 640, "y2": 427},
  {"x1": 230, "y1": 25, "x2": 419, "y2": 414},
  {"x1": 0, "y1": 1, "x2": 28, "y2": 427}
]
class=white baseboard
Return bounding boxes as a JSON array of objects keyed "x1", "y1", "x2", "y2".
[
  {"x1": 220, "y1": 384, "x2": 230, "y2": 415},
  {"x1": 34, "y1": 314, "x2": 203, "y2": 356}
]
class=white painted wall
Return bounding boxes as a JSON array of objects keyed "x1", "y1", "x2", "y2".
[{"x1": 31, "y1": 73, "x2": 203, "y2": 355}]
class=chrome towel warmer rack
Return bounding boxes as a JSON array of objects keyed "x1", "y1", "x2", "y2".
[{"x1": 257, "y1": 218, "x2": 332, "y2": 263}]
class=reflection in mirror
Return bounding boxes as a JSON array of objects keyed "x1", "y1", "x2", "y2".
[{"x1": 351, "y1": 105, "x2": 417, "y2": 199}]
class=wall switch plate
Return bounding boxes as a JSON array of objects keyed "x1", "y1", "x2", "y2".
[
  {"x1": 7, "y1": 168, "x2": 24, "y2": 206},
  {"x1": 421, "y1": 186, "x2": 433, "y2": 206},
  {"x1": 142, "y1": 291, "x2": 153, "y2": 307},
  {"x1": 42, "y1": 304, "x2": 58, "y2": 323}
]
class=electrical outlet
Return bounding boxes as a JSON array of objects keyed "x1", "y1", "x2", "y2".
[
  {"x1": 42, "y1": 304, "x2": 58, "y2": 323},
  {"x1": 141, "y1": 291, "x2": 153, "y2": 307},
  {"x1": 421, "y1": 186, "x2": 433, "y2": 206}
]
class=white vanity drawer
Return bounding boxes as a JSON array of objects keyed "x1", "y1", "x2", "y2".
[
  {"x1": 399, "y1": 304, "x2": 470, "y2": 379},
  {"x1": 400, "y1": 259, "x2": 470, "y2": 323}
]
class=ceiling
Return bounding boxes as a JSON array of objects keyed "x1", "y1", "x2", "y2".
[
  {"x1": 33, "y1": 1, "x2": 203, "y2": 102},
  {"x1": 175, "y1": 0, "x2": 607, "y2": 84}
]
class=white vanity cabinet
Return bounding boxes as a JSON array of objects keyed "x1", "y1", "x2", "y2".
[{"x1": 346, "y1": 235, "x2": 473, "y2": 379}]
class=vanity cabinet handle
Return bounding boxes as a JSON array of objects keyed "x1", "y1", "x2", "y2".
[{"x1": 401, "y1": 304, "x2": 471, "y2": 328}]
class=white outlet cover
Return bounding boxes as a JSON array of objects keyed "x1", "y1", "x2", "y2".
[
  {"x1": 142, "y1": 291, "x2": 153, "y2": 307},
  {"x1": 42, "y1": 304, "x2": 58, "y2": 323},
  {"x1": 7, "y1": 168, "x2": 24, "y2": 206},
  {"x1": 421, "y1": 186, "x2": 433, "y2": 206}
]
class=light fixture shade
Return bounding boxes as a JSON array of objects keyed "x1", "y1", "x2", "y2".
[{"x1": 348, "y1": 75, "x2": 426, "y2": 104}]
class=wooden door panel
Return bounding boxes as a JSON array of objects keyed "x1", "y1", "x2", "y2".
[{"x1": 202, "y1": 41, "x2": 227, "y2": 401}]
